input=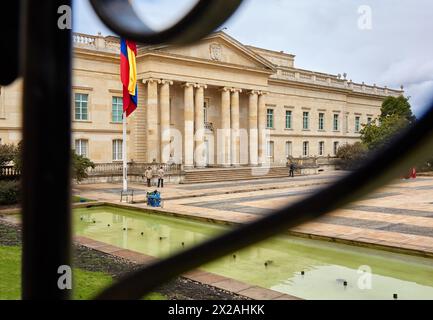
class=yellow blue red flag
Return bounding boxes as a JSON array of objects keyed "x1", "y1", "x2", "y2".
[{"x1": 120, "y1": 38, "x2": 137, "y2": 117}]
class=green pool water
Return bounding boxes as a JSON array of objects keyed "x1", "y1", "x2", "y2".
[{"x1": 74, "y1": 206, "x2": 433, "y2": 300}]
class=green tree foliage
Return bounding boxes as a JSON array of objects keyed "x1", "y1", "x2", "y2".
[
  {"x1": 2, "y1": 142, "x2": 95, "y2": 182},
  {"x1": 0, "y1": 144, "x2": 18, "y2": 167},
  {"x1": 0, "y1": 180, "x2": 20, "y2": 205},
  {"x1": 360, "y1": 114, "x2": 409, "y2": 150},
  {"x1": 380, "y1": 96, "x2": 415, "y2": 122},
  {"x1": 361, "y1": 96, "x2": 414, "y2": 151},
  {"x1": 12, "y1": 141, "x2": 22, "y2": 172},
  {"x1": 337, "y1": 96, "x2": 417, "y2": 170},
  {"x1": 337, "y1": 142, "x2": 368, "y2": 162},
  {"x1": 72, "y1": 152, "x2": 95, "y2": 183},
  {"x1": 336, "y1": 142, "x2": 368, "y2": 169}
]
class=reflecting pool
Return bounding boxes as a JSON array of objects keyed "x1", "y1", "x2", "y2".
[{"x1": 75, "y1": 206, "x2": 433, "y2": 300}]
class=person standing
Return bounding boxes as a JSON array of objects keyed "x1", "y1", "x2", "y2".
[
  {"x1": 145, "y1": 167, "x2": 153, "y2": 187},
  {"x1": 289, "y1": 163, "x2": 295, "y2": 178},
  {"x1": 158, "y1": 166, "x2": 165, "y2": 188}
]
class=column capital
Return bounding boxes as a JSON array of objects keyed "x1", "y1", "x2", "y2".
[
  {"x1": 230, "y1": 88, "x2": 243, "y2": 93},
  {"x1": 219, "y1": 86, "x2": 231, "y2": 92},
  {"x1": 248, "y1": 90, "x2": 260, "y2": 96},
  {"x1": 258, "y1": 91, "x2": 269, "y2": 96},
  {"x1": 182, "y1": 82, "x2": 195, "y2": 88},
  {"x1": 194, "y1": 83, "x2": 208, "y2": 89},
  {"x1": 160, "y1": 79, "x2": 174, "y2": 86},
  {"x1": 143, "y1": 78, "x2": 161, "y2": 85}
]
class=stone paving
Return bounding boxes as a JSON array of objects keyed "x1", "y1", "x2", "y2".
[{"x1": 74, "y1": 172, "x2": 433, "y2": 257}]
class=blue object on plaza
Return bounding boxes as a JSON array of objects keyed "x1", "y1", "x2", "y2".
[{"x1": 147, "y1": 190, "x2": 161, "y2": 207}]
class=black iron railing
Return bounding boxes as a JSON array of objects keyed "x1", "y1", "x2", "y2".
[{"x1": 1, "y1": 0, "x2": 432, "y2": 300}]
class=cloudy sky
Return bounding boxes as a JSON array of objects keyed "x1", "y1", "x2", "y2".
[{"x1": 74, "y1": 0, "x2": 433, "y2": 116}]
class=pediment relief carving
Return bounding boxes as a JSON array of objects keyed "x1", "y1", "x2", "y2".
[
  {"x1": 155, "y1": 34, "x2": 274, "y2": 71},
  {"x1": 209, "y1": 43, "x2": 223, "y2": 62}
]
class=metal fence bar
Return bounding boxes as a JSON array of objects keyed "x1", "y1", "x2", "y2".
[{"x1": 21, "y1": 0, "x2": 72, "y2": 300}]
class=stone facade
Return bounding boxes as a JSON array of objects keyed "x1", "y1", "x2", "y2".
[{"x1": 0, "y1": 32, "x2": 403, "y2": 167}]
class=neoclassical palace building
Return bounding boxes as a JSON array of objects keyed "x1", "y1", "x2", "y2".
[{"x1": 0, "y1": 32, "x2": 402, "y2": 168}]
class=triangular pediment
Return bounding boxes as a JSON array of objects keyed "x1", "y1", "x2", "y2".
[{"x1": 150, "y1": 32, "x2": 275, "y2": 72}]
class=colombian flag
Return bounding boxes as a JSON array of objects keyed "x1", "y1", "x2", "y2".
[{"x1": 120, "y1": 39, "x2": 138, "y2": 117}]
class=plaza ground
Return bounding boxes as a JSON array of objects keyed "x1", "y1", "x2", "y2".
[
  {"x1": 2, "y1": 172, "x2": 432, "y2": 300},
  {"x1": 74, "y1": 172, "x2": 433, "y2": 257}
]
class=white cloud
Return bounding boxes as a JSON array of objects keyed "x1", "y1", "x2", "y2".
[{"x1": 73, "y1": 0, "x2": 433, "y2": 116}]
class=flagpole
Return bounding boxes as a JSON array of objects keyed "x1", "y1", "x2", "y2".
[{"x1": 122, "y1": 111, "x2": 128, "y2": 192}]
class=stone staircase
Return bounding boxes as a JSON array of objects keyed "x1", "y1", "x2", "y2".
[{"x1": 181, "y1": 166, "x2": 293, "y2": 184}]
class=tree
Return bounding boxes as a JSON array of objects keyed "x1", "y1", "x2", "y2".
[
  {"x1": 361, "y1": 96, "x2": 414, "y2": 151},
  {"x1": 336, "y1": 142, "x2": 368, "y2": 169},
  {"x1": 0, "y1": 144, "x2": 18, "y2": 167},
  {"x1": 72, "y1": 153, "x2": 95, "y2": 183},
  {"x1": 7, "y1": 142, "x2": 95, "y2": 182},
  {"x1": 13, "y1": 141, "x2": 22, "y2": 172},
  {"x1": 360, "y1": 113, "x2": 409, "y2": 150},
  {"x1": 380, "y1": 96, "x2": 415, "y2": 123}
]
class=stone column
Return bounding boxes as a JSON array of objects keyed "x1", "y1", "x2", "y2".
[
  {"x1": 132, "y1": 82, "x2": 146, "y2": 162},
  {"x1": 160, "y1": 80, "x2": 173, "y2": 164},
  {"x1": 258, "y1": 92, "x2": 267, "y2": 165},
  {"x1": 248, "y1": 91, "x2": 259, "y2": 166},
  {"x1": 194, "y1": 84, "x2": 207, "y2": 168},
  {"x1": 146, "y1": 79, "x2": 160, "y2": 163},
  {"x1": 183, "y1": 83, "x2": 194, "y2": 169},
  {"x1": 218, "y1": 87, "x2": 231, "y2": 167},
  {"x1": 230, "y1": 88, "x2": 241, "y2": 166}
]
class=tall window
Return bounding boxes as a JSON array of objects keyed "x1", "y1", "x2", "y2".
[
  {"x1": 204, "y1": 99, "x2": 209, "y2": 123},
  {"x1": 367, "y1": 117, "x2": 372, "y2": 125},
  {"x1": 112, "y1": 139, "x2": 123, "y2": 161},
  {"x1": 333, "y1": 114, "x2": 339, "y2": 131},
  {"x1": 345, "y1": 114, "x2": 349, "y2": 133},
  {"x1": 303, "y1": 141, "x2": 309, "y2": 157},
  {"x1": 285, "y1": 110, "x2": 292, "y2": 129},
  {"x1": 75, "y1": 139, "x2": 88, "y2": 157},
  {"x1": 318, "y1": 113, "x2": 325, "y2": 130},
  {"x1": 303, "y1": 112, "x2": 309, "y2": 130},
  {"x1": 266, "y1": 109, "x2": 274, "y2": 129},
  {"x1": 112, "y1": 97, "x2": 123, "y2": 123},
  {"x1": 355, "y1": 116, "x2": 361, "y2": 132},
  {"x1": 285, "y1": 141, "x2": 292, "y2": 158},
  {"x1": 75, "y1": 93, "x2": 88, "y2": 121},
  {"x1": 319, "y1": 141, "x2": 325, "y2": 156},
  {"x1": 334, "y1": 141, "x2": 339, "y2": 155},
  {"x1": 266, "y1": 141, "x2": 274, "y2": 159}
]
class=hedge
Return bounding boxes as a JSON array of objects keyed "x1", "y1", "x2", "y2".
[{"x1": 0, "y1": 180, "x2": 20, "y2": 205}]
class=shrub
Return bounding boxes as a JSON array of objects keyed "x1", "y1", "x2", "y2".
[
  {"x1": 336, "y1": 142, "x2": 368, "y2": 170},
  {"x1": 0, "y1": 180, "x2": 20, "y2": 205},
  {"x1": 73, "y1": 153, "x2": 95, "y2": 183},
  {"x1": 0, "y1": 144, "x2": 18, "y2": 167}
]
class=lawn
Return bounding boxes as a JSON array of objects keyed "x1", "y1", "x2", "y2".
[{"x1": 0, "y1": 246, "x2": 165, "y2": 300}]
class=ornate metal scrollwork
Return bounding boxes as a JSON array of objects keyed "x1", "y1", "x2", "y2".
[{"x1": 89, "y1": 0, "x2": 244, "y2": 45}]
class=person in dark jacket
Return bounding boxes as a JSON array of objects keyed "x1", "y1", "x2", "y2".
[{"x1": 289, "y1": 163, "x2": 295, "y2": 177}]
